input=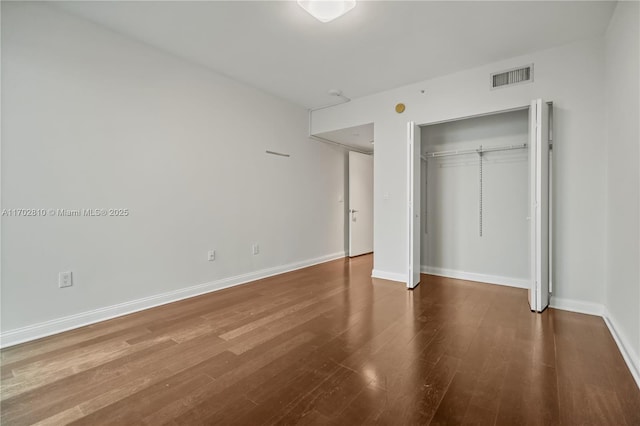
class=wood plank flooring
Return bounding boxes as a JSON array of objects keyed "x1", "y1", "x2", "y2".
[{"x1": 1, "y1": 254, "x2": 639, "y2": 425}]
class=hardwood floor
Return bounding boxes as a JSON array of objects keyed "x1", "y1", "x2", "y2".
[{"x1": 1, "y1": 254, "x2": 639, "y2": 425}]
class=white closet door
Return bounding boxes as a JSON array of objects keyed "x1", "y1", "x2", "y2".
[
  {"x1": 528, "y1": 99, "x2": 550, "y2": 312},
  {"x1": 407, "y1": 122, "x2": 421, "y2": 289}
]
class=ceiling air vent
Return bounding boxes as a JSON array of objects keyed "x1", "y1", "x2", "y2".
[{"x1": 490, "y1": 64, "x2": 533, "y2": 89}]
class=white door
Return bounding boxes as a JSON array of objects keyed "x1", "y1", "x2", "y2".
[
  {"x1": 407, "y1": 122, "x2": 421, "y2": 289},
  {"x1": 348, "y1": 151, "x2": 373, "y2": 257},
  {"x1": 528, "y1": 99, "x2": 550, "y2": 312}
]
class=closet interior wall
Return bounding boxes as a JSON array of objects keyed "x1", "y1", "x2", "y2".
[{"x1": 421, "y1": 109, "x2": 530, "y2": 286}]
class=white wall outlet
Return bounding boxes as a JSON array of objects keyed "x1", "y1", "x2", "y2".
[
  {"x1": 208, "y1": 250, "x2": 216, "y2": 261},
  {"x1": 59, "y1": 271, "x2": 73, "y2": 288},
  {"x1": 252, "y1": 243, "x2": 259, "y2": 255}
]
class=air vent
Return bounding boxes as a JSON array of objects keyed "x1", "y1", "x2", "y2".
[{"x1": 491, "y1": 64, "x2": 533, "y2": 89}]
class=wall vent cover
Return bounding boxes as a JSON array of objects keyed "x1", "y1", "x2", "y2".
[{"x1": 490, "y1": 64, "x2": 533, "y2": 89}]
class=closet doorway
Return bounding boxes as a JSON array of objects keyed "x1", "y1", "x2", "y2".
[{"x1": 407, "y1": 99, "x2": 551, "y2": 313}]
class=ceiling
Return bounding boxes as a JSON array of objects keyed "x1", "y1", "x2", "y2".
[{"x1": 55, "y1": 1, "x2": 616, "y2": 111}]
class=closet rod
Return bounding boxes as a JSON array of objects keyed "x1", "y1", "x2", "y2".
[{"x1": 425, "y1": 143, "x2": 527, "y2": 158}]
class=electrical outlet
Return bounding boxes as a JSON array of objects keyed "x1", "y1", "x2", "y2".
[
  {"x1": 208, "y1": 250, "x2": 216, "y2": 261},
  {"x1": 59, "y1": 271, "x2": 73, "y2": 288},
  {"x1": 252, "y1": 243, "x2": 259, "y2": 255}
]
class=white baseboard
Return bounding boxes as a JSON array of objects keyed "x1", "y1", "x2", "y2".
[
  {"x1": 0, "y1": 251, "x2": 346, "y2": 349},
  {"x1": 421, "y1": 266, "x2": 529, "y2": 289},
  {"x1": 549, "y1": 296, "x2": 604, "y2": 316},
  {"x1": 603, "y1": 309, "x2": 640, "y2": 389},
  {"x1": 371, "y1": 269, "x2": 406, "y2": 284}
]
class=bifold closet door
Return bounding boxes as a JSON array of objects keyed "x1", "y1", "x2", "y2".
[
  {"x1": 407, "y1": 122, "x2": 421, "y2": 289},
  {"x1": 528, "y1": 99, "x2": 550, "y2": 312}
]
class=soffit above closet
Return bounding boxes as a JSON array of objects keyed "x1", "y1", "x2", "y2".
[
  {"x1": 55, "y1": 1, "x2": 615, "y2": 109},
  {"x1": 316, "y1": 123, "x2": 374, "y2": 153}
]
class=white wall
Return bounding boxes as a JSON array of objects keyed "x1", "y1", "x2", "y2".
[
  {"x1": 1, "y1": 3, "x2": 347, "y2": 339},
  {"x1": 604, "y1": 1, "x2": 640, "y2": 380},
  {"x1": 312, "y1": 38, "x2": 607, "y2": 307},
  {"x1": 421, "y1": 110, "x2": 529, "y2": 285}
]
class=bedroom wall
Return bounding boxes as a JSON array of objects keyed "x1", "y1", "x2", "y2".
[
  {"x1": 312, "y1": 37, "x2": 607, "y2": 310},
  {"x1": 1, "y1": 2, "x2": 347, "y2": 344},
  {"x1": 604, "y1": 0, "x2": 640, "y2": 384}
]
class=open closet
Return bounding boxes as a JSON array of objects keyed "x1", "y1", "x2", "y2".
[{"x1": 407, "y1": 99, "x2": 551, "y2": 313}]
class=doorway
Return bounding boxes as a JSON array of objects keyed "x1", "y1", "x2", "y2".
[
  {"x1": 312, "y1": 123, "x2": 375, "y2": 259},
  {"x1": 348, "y1": 151, "x2": 373, "y2": 257},
  {"x1": 407, "y1": 99, "x2": 551, "y2": 312}
]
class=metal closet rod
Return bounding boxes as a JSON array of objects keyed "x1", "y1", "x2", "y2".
[{"x1": 424, "y1": 143, "x2": 527, "y2": 158}]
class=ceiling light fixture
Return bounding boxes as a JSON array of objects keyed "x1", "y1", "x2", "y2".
[{"x1": 297, "y1": 0, "x2": 356, "y2": 23}]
